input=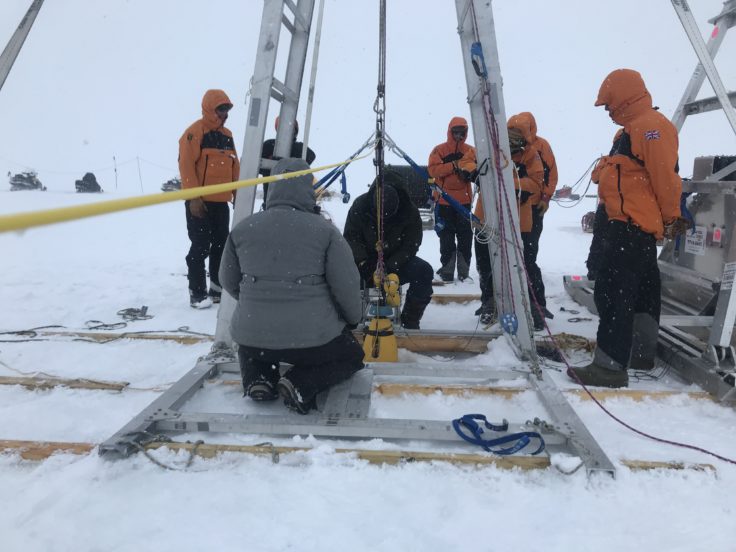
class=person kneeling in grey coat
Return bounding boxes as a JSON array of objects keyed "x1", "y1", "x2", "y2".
[{"x1": 219, "y1": 157, "x2": 365, "y2": 414}]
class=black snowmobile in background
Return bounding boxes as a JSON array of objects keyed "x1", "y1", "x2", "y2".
[{"x1": 9, "y1": 171, "x2": 46, "y2": 191}]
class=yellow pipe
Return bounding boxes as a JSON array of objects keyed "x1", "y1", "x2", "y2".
[{"x1": 0, "y1": 154, "x2": 370, "y2": 233}]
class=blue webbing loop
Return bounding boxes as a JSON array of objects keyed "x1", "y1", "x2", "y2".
[{"x1": 452, "y1": 414, "x2": 545, "y2": 456}]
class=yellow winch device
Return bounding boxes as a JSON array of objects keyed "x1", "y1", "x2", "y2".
[{"x1": 363, "y1": 273, "x2": 400, "y2": 362}]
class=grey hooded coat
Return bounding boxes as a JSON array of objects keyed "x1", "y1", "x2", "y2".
[{"x1": 219, "y1": 158, "x2": 362, "y2": 349}]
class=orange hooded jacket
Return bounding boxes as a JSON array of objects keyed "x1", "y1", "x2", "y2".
[
  {"x1": 473, "y1": 122, "x2": 544, "y2": 233},
  {"x1": 427, "y1": 117, "x2": 477, "y2": 206},
  {"x1": 178, "y1": 89, "x2": 240, "y2": 203},
  {"x1": 593, "y1": 69, "x2": 681, "y2": 239},
  {"x1": 509, "y1": 112, "x2": 558, "y2": 201}
]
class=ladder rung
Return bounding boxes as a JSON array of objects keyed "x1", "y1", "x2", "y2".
[
  {"x1": 283, "y1": 0, "x2": 309, "y2": 32},
  {"x1": 684, "y1": 91, "x2": 736, "y2": 115},
  {"x1": 281, "y1": 13, "x2": 295, "y2": 34},
  {"x1": 270, "y1": 78, "x2": 298, "y2": 103}
]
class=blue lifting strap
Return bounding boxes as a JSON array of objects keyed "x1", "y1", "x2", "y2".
[
  {"x1": 452, "y1": 414, "x2": 545, "y2": 456},
  {"x1": 675, "y1": 192, "x2": 695, "y2": 251},
  {"x1": 470, "y1": 42, "x2": 488, "y2": 78},
  {"x1": 340, "y1": 171, "x2": 350, "y2": 203}
]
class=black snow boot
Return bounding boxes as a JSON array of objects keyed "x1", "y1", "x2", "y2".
[
  {"x1": 277, "y1": 376, "x2": 316, "y2": 414},
  {"x1": 401, "y1": 298, "x2": 429, "y2": 330},
  {"x1": 568, "y1": 348, "x2": 628, "y2": 388},
  {"x1": 436, "y1": 255, "x2": 456, "y2": 282},
  {"x1": 457, "y1": 254, "x2": 471, "y2": 282},
  {"x1": 568, "y1": 362, "x2": 628, "y2": 388},
  {"x1": 479, "y1": 301, "x2": 497, "y2": 326},
  {"x1": 246, "y1": 380, "x2": 279, "y2": 402}
]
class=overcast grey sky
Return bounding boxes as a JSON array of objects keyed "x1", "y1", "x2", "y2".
[{"x1": 0, "y1": 0, "x2": 733, "y2": 193}]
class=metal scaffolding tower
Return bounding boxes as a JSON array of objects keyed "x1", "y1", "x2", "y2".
[{"x1": 0, "y1": 0, "x2": 45, "y2": 93}]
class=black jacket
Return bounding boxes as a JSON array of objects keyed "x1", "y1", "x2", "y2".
[
  {"x1": 260, "y1": 139, "x2": 316, "y2": 177},
  {"x1": 343, "y1": 177, "x2": 423, "y2": 276}
]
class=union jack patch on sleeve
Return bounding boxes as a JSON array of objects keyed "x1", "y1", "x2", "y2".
[{"x1": 644, "y1": 130, "x2": 660, "y2": 140}]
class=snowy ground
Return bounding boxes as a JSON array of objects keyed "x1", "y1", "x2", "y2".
[
  {"x1": 2, "y1": 0, "x2": 736, "y2": 550},
  {"x1": 1, "y1": 188, "x2": 735, "y2": 552}
]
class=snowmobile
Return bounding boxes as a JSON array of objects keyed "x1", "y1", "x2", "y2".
[
  {"x1": 75, "y1": 172, "x2": 103, "y2": 193},
  {"x1": 161, "y1": 177, "x2": 181, "y2": 192},
  {"x1": 9, "y1": 171, "x2": 46, "y2": 191}
]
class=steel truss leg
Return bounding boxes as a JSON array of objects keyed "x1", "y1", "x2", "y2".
[{"x1": 454, "y1": 0, "x2": 536, "y2": 359}]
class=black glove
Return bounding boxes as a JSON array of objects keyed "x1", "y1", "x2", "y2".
[
  {"x1": 441, "y1": 152, "x2": 463, "y2": 164},
  {"x1": 454, "y1": 167, "x2": 473, "y2": 182},
  {"x1": 519, "y1": 190, "x2": 532, "y2": 205},
  {"x1": 515, "y1": 163, "x2": 528, "y2": 179}
]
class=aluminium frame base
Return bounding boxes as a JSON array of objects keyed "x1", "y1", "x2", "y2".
[{"x1": 100, "y1": 357, "x2": 616, "y2": 477}]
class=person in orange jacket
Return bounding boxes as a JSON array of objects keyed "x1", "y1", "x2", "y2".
[
  {"x1": 508, "y1": 112, "x2": 557, "y2": 320},
  {"x1": 472, "y1": 124, "x2": 546, "y2": 329},
  {"x1": 428, "y1": 117, "x2": 477, "y2": 282},
  {"x1": 178, "y1": 89, "x2": 240, "y2": 309},
  {"x1": 570, "y1": 69, "x2": 684, "y2": 388}
]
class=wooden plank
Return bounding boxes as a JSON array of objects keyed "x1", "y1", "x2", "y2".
[
  {"x1": 0, "y1": 439, "x2": 95, "y2": 460},
  {"x1": 621, "y1": 459, "x2": 716, "y2": 472},
  {"x1": 0, "y1": 375, "x2": 129, "y2": 392},
  {"x1": 0, "y1": 440, "x2": 717, "y2": 473},
  {"x1": 222, "y1": 380, "x2": 711, "y2": 403},
  {"x1": 37, "y1": 330, "x2": 212, "y2": 345},
  {"x1": 391, "y1": 334, "x2": 492, "y2": 353},
  {"x1": 568, "y1": 389, "x2": 713, "y2": 402},
  {"x1": 431, "y1": 294, "x2": 481, "y2": 305},
  {"x1": 150, "y1": 442, "x2": 550, "y2": 470},
  {"x1": 375, "y1": 383, "x2": 525, "y2": 399}
]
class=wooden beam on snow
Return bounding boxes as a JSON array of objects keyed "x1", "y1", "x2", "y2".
[
  {"x1": 0, "y1": 439, "x2": 95, "y2": 460},
  {"x1": 148, "y1": 441, "x2": 550, "y2": 470},
  {"x1": 621, "y1": 459, "x2": 716, "y2": 472},
  {"x1": 0, "y1": 439, "x2": 718, "y2": 473},
  {"x1": 0, "y1": 375, "x2": 129, "y2": 392},
  {"x1": 35, "y1": 330, "x2": 213, "y2": 345},
  {"x1": 431, "y1": 294, "x2": 481, "y2": 305}
]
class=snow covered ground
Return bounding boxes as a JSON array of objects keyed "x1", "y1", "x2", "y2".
[{"x1": 1, "y1": 1, "x2": 736, "y2": 551}]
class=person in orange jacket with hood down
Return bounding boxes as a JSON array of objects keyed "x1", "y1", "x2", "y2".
[
  {"x1": 472, "y1": 122, "x2": 546, "y2": 330},
  {"x1": 570, "y1": 69, "x2": 684, "y2": 388},
  {"x1": 428, "y1": 117, "x2": 477, "y2": 282},
  {"x1": 179, "y1": 89, "x2": 240, "y2": 309}
]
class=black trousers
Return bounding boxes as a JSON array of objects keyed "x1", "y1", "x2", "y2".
[
  {"x1": 437, "y1": 204, "x2": 473, "y2": 272},
  {"x1": 474, "y1": 236, "x2": 494, "y2": 306},
  {"x1": 594, "y1": 221, "x2": 661, "y2": 367},
  {"x1": 185, "y1": 201, "x2": 230, "y2": 296},
  {"x1": 586, "y1": 204, "x2": 609, "y2": 280},
  {"x1": 523, "y1": 205, "x2": 546, "y2": 307},
  {"x1": 476, "y1": 233, "x2": 542, "y2": 322},
  {"x1": 395, "y1": 256, "x2": 434, "y2": 307},
  {"x1": 238, "y1": 328, "x2": 365, "y2": 402}
]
